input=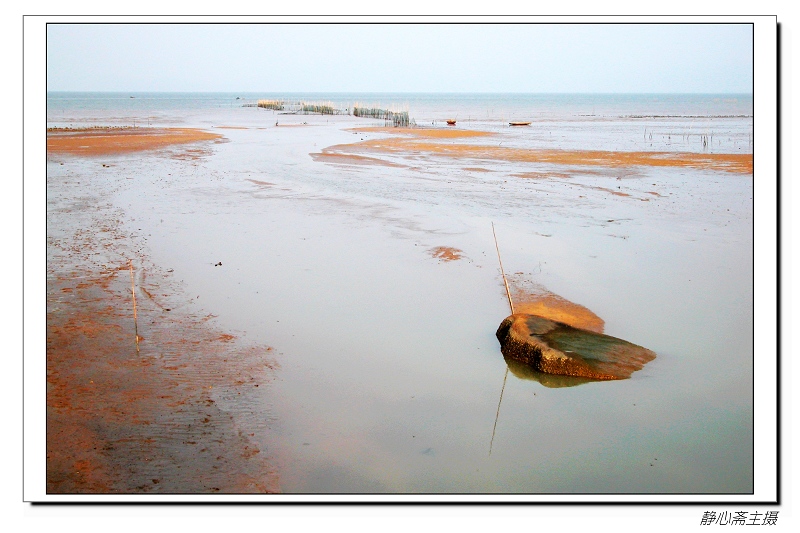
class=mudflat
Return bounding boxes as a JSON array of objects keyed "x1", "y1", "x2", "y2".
[{"x1": 46, "y1": 95, "x2": 753, "y2": 494}]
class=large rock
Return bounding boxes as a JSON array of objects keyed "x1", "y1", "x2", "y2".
[{"x1": 496, "y1": 314, "x2": 656, "y2": 380}]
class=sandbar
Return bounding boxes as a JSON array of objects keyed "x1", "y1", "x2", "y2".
[
  {"x1": 330, "y1": 130, "x2": 753, "y2": 175},
  {"x1": 47, "y1": 127, "x2": 223, "y2": 156}
]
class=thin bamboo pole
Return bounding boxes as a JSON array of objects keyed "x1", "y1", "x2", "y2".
[
  {"x1": 492, "y1": 222, "x2": 514, "y2": 315},
  {"x1": 129, "y1": 260, "x2": 139, "y2": 353}
]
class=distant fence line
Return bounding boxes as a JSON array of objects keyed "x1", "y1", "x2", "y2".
[
  {"x1": 255, "y1": 99, "x2": 412, "y2": 126},
  {"x1": 256, "y1": 99, "x2": 284, "y2": 111},
  {"x1": 352, "y1": 105, "x2": 410, "y2": 127}
]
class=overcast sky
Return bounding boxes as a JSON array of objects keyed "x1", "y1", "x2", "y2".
[{"x1": 46, "y1": 23, "x2": 753, "y2": 93}]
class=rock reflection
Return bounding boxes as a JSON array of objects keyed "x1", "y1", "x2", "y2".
[{"x1": 503, "y1": 354, "x2": 597, "y2": 388}]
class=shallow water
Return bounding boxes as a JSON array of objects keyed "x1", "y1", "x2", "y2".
[{"x1": 47, "y1": 93, "x2": 753, "y2": 494}]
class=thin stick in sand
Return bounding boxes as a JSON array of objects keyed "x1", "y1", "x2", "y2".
[
  {"x1": 489, "y1": 222, "x2": 514, "y2": 456},
  {"x1": 492, "y1": 222, "x2": 514, "y2": 315},
  {"x1": 129, "y1": 260, "x2": 139, "y2": 353}
]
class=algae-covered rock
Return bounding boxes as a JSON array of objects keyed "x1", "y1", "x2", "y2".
[{"x1": 496, "y1": 314, "x2": 656, "y2": 380}]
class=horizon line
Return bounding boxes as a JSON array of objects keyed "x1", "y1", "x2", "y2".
[{"x1": 46, "y1": 90, "x2": 755, "y2": 95}]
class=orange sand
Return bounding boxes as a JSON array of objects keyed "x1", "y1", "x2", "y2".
[
  {"x1": 333, "y1": 133, "x2": 753, "y2": 175},
  {"x1": 47, "y1": 268, "x2": 278, "y2": 493},
  {"x1": 428, "y1": 246, "x2": 464, "y2": 262},
  {"x1": 47, "y1": 127, "x2": 223, "y2": 156}
]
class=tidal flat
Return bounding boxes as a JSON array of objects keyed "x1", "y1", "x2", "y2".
[{"x1": 46, "y1": 93, "x2": 754, "y2": 494}]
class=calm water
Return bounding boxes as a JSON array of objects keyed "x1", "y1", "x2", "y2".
[
  {"x1": 47, "y1": 93, "x2": 754, "y2": 494},
  {"x1": 47, "y1": 91, "x2": 753, "y2": 121}
]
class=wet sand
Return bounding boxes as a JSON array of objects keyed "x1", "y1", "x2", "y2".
[
  {"x1": 310, "y1": 151, "x2": 407, "y2": 167},
  {"x1": 47, "y1": 132, "x2": 278, "y2": 493},
  {"x1": 47, "y1": 268, "x2": 278, "y2": 493},
  {"x1": 513, "y1": 171, "x2": 573, "y2": 179}
]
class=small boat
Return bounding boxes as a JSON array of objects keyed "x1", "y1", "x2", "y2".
[
  {"x1": 509, "y1": 121, "x2": 531, "y2": 126},
  {"x1": 446, "y1": 119, "x2": 457, "y2": 126}
]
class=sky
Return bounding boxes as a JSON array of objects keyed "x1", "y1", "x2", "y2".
[{"x1": 46, "y1": 23, "x2": 753, "y2": 93}]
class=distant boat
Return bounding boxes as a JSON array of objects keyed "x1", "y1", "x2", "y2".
[
  {"x1": 446, "y1": 119, "x2": 456, "y2": 126},
  {"x1": 509, "y1": 121, "x2": 531, "y2": 126}
]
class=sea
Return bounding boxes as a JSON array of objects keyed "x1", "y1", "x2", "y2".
[{"x1": 47, "y1": 91, "x2": 753, "y2": 133}]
